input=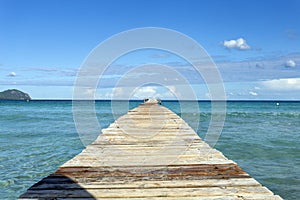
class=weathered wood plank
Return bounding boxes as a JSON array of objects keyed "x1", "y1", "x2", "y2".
[
  {"x1": 30, "y1": 178, "x2": 261, "y2": 190},
  {"x1": 55, "y1": 197, "x2": 282, "y2": 200},
  {"x1": 19, "y1": 186, "x2": 274, "y2": 198}
]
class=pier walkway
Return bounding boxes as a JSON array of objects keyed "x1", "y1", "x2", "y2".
[{"x1": 19, "y1": 100, "x2": 282, "y2": 199}]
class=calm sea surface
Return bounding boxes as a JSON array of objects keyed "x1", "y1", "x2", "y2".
[{"x1": 0, "y1": 100, "x2": 299, "y2": 199}]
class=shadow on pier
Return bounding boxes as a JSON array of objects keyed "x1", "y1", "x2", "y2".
[{"x1": 19, "y1": 173, "x2": 96, "y2": 199}]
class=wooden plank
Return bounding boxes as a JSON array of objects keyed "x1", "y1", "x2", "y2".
[
  {"x1": 55, "y1": 197, "x2": 282, "y2": 200},
  {"x1": 19, "y1": 186, "x2": 273, "y2": 198},
  {"x1": 19, "y1": 100, "x2": 282, "y2": 199},
  {"x1": 30, "y1": 178, "x2": 261, "y2": 190}
]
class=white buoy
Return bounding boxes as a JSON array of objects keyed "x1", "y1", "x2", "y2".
[{"x1": 276, "y1": 102, "x2": 280, "y2": 106}]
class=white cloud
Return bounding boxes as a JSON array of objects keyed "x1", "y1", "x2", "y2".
[
  {"x1": 8, "y1": 72, "x2": 16, "y2": 77},
  {"x1": 249, "y1": 91, "x2": 258, "y2": 96},
  {"x1": 205, "y1": 92, "x2": 211, "y2": 99},
  {"x1": 133, "y1": 86, "x2": 157, "y2": 99},
  {"x1": 262, "y1": 78, "x2": 300, "y2": 91},
  {"x1": 106, "y1": 87, "x2": 127, "y2": 99},
  {"x1": 104, "y1": 92, "x2": 113, "y2": 98},
  {"x1": 134, "y1": 86, "x2": 169, "y2": 99},
  {"x1": 94, "y1": 86, "x2": 177, "y2": 100},
  {"x1": 285, "y1": 59, "x2": 296, "y2": 68},
  {"x1": 223, "y1": 38, "x2": 251, "y2": 50},
  {"x1": 84, "y1": 88, "x2": 94, "y2": 95}
]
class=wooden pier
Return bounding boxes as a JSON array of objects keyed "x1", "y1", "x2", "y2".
[{"x1": 19, "y1": 100, "x2": 282, "y2": 199}]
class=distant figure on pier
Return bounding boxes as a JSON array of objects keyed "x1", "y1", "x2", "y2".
[{"x1": 143, "y1": 98, "x2": 162, "y2": 105}]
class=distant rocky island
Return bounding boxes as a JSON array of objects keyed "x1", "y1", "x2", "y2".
[{"x1": 0, "y1": 89, "x2": 31, "y2": 101}]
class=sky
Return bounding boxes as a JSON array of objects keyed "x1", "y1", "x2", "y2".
[{"x1": 0, "y1": 0, "x2": 299, "y2": 100}]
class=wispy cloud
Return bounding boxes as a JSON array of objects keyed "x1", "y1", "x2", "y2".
[
  {"x1": 217, "y1": 53, "x2": 300, "y2": 82},
  {"x1": 150, "y1": 53, "x2": 171, "y2": 59},
  {"x1": 285, "y1": 29, "x2": 300, "y2": 40},
  {"x1": 262, "y1": 78, "x2": 300, "y2": 91},
  {"x1": 94, "y1": 52, "x2": 300, "y2": 88},
  {"x1": 29, "y1": 67, "x2": 77, "y2": 77},
  {"x1": 249, "y1": 91, "x2": 258, "y2": 96},
  {"x1": 0, "y1": 79, "x2": 74, "y2": 87},
  {"x1": 223, "y1": 38, "x2": 251, "y2": 50}
]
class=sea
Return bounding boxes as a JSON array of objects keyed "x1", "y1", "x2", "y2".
[{"x1": 0, "y1": 100, "x2": 299, "y2": 199}]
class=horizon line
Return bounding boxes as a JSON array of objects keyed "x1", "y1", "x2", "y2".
[{"x1": 4, "y1": 99, "x2": 299, "y2": 102}]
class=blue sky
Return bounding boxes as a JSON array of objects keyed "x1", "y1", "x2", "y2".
[{"x1": 0, "y1": 0, "x2": 299, "y2": 99}]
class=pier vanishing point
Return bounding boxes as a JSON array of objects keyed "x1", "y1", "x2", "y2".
[{"x1": 20, "y1": 99, "x2": 282, "y2": 199}]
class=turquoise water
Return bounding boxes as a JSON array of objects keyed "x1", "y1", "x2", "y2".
[{"x1": 0, "y1": 100, "x2": 299, "y2": 199}]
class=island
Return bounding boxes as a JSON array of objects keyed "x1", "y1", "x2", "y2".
[{"x1": 0, "y1": 89, "x2": 31, "y2": 101}]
